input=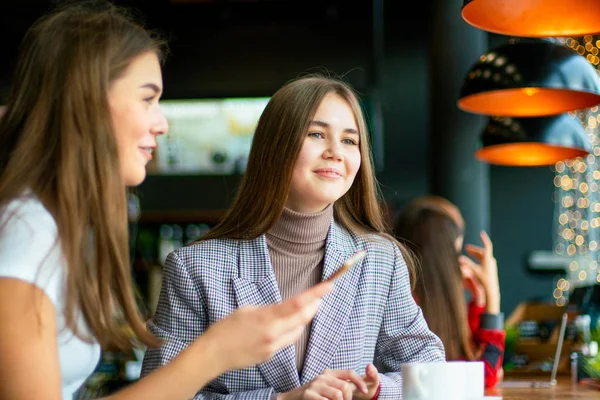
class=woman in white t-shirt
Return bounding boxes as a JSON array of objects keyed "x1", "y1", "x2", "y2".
[{"x1": 0, "y1": 2, "x2": 332, "y2": 400}]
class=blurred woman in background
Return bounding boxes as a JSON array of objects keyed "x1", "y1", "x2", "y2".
[{"x1": 394, "y1": 196, "x2": 505, "y2": 388}]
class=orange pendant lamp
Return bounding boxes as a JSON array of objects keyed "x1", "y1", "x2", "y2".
[
  {"x1": 476, "y1": 114, "x2": 591, "y2": 166},
  {"x1": 458, "y1": 39, "x2": 600, "y2": 117},
  {"x1": 461, "y1": 0, "x2": 600, "y2": 38}
]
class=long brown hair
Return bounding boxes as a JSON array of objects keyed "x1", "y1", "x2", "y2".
[
  {"x1": 200, "y1": 75, "x2": 416, "y2": 279},
  {"x1": 394, "y1": 197, "x2": 475, "y2": 361},
  {"x1": 0, "y1": 1, "x2": 164, "y2": 350}
]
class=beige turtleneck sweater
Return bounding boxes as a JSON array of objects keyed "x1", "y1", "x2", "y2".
[{"x1": 266, "y1": 204, "x2": 333, "y2": 371}]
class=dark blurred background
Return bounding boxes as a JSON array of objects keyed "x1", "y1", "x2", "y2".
[{"x1": 0, "y1": 0, "x2": 558, "y2": 315}]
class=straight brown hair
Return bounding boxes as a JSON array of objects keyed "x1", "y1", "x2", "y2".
[
  {"x1": 0, "y1": 1, "x2": 165, "y2": 350},
  {"x1": 200, "y1": 75, "x2": 417, "y2": 281},
  {"x1": 395, "y1": 199, "x2": 475, "y2": 361}
]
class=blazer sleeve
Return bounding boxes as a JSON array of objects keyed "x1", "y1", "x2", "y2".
[
  {"x1": 140, "y1": 251, "x2": 276, "y2": 399},
  {"x1": 374, "y1": 242, "x2": 446, "y2": 399}
]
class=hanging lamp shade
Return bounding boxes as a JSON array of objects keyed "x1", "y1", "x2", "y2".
[
  {"x1": 476, "y1": 114, "x2": 592, "y2": 166},
  {"x1": 461, "y1": 0, "x2": 600, "y2": 38},
  {"x1": 458, "y1": 40, "x2": 600, "y2": 117}
]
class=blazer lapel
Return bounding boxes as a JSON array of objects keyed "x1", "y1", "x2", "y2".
[
  {"x1": 232, "y1": 236, "x2": 301, "y2": 391},
  {"x1": 300, "y1": 222, "x2": 363, "y2": 384}
]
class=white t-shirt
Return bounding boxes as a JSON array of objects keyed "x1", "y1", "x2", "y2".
[{"x1": 0, "y1": 196, "x2": 101, "y2": 399}]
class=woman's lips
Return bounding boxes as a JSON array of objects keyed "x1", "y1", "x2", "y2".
[
  {"x1": 314, "y1": 168, "x2": 342, "y2": 178},
  {"x1": 139, "y1": 147, "x2": 154, "y2": 161}
]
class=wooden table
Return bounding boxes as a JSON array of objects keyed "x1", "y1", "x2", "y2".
[{"x1": 485, "y1": 377, "x2": 599, "y2": 399}]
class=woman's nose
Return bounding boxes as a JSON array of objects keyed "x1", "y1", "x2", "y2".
[{"x1": 151, "y1": 108, "x2": 169, "y2": 136}]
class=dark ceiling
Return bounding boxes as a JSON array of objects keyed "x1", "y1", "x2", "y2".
[
  {"x1": 0, "y1": 0, "x2": 425, "y2": 46},
  {"x1": 0, "y1": 0, "x2": 425, "y2": 100},
  {"x1": 0, "y1": 0, "x2": 377, "y2": 36}
]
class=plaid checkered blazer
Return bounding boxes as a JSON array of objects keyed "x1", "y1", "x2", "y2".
[{"x1": 141, "y1": 220, "x2": 445, "y2": 399}]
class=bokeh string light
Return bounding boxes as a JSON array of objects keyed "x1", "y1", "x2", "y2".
[{"x1": 552, "y1": 36, "x2": 600, "y2": 306}]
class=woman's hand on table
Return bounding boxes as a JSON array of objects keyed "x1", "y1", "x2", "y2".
[
  {"x1": 352, "y1": 363, "x2": 380, "y2": 400},
  {"x1": 277, "y1": 369, "x2": 368, "y2": 400}
]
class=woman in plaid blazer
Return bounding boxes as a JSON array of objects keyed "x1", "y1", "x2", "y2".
[{"x1": 141, "y1": 76, "x2": 445, "y2": 399}]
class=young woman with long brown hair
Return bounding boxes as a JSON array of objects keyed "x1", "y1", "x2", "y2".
[
  {"x1": 141, "y1": 76, "x2": 445, "y2": 399},
  {"x1": 394, "y1": 196, "x2": 505, "y2": 389},
  {"x1": 0, "y1": 2, "x2": 332, "y2": 399}
]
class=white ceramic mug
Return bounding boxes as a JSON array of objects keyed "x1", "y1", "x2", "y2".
[
  {"x1": 402, "y1": 361, "x2": 485, "y2": 400},
  {"x1": 463, "y1": 361, "x2": 484, "y2": 399}
]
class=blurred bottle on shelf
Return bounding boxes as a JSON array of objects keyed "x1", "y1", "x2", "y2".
[
  {"x1": 185, "y1": 223, "x2": 211, "y2": 243},
  {"x1": 158, "y1": 224, "x2": 183, "y2": 265}
]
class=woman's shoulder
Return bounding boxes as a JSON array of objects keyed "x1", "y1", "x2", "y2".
[
  {"x1": 177, "y1": 236, "x2": 239, "y2": 255},
  {"x1": 331, "y1": 222, "x2": 402, "y2": 265},
  {"x1": 1, "y1": 194, "x2": 56, "y2": 234},
  {"x1": 0, "y1": 194, "x2": 64, "y2": 307},
  {"x1": 166, "y1": 236, "x2": 243, "y2": 273},
  {"x1": 344, "y1": 227, "x2": 399, "y2": 257}
]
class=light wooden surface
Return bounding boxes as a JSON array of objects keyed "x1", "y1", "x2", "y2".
[{"x1": 486, "y1": 377, "x2": 599, "y2": 399}]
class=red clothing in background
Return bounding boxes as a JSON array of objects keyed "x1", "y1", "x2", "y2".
[
  {"x1": 413, "y1": 296, "x2": 505, "y2": 388},
  {"x1": 468, "y1": 301, "x2": 505, "y2": 389}
]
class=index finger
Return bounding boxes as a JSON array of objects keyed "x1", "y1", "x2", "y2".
[
  {"x1": 465, "y1": 244, "x2": 484, "y2": 260},
  {"x1": 272, "y1": 280, "x2": 333, "y2": 318},
  {"x1": 480, "y1": 230, "x2": 493, "y2": 252},
  {"x1": 297, "y1": 280, "x2": 333, "y2": 301},
  {"x1": 325, "y1": 370, "x2": 368, "y2": 393},
  {"x1": 327, "y1": 250, "x2": 366, "y2": 283}
]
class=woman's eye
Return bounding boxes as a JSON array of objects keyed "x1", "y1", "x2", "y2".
[
  {"x1": 308, "y1": 132, "x2": 324, "y2": 139},
  {"x1": 343, "y1": 138, "x2": 358, "y2": 145},
  {"x1": 144, "y1": 97, "x2": 155, "y2": 104}
]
